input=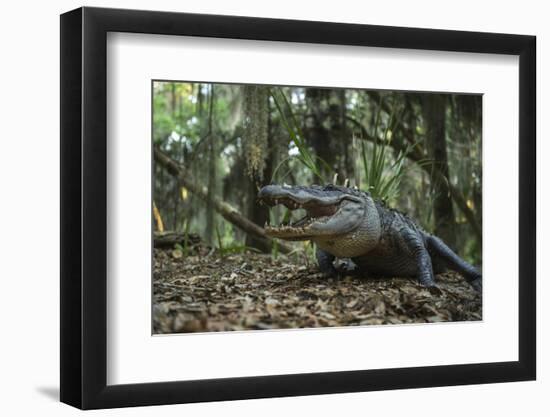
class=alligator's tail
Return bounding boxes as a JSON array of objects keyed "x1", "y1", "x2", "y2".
[{"x1": 425, "y1": 234, "x2": 482, "y2": 293}]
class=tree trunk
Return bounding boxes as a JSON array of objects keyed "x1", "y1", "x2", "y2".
[
  {"x1": 171, "y1": 83, "x2": 180, "y2": 231},
  {"x1": 204, "y1": 86, "x2": 217, "y2": 244},
  {"x1": 422, "y1": 94, "x2": 456, "y2": 248},
  {"x1": 304, "y1": 88, "x2": 349, "y2": 179},
  {"x1": 338, "y1": 89, "x2": 353, "y2": 181},
  {"x1": 242, "y1": 85, "x2": 271, "y2": 252},
  {"x1": 154, "y1": 231, "x2": 201, "y2": 248}
]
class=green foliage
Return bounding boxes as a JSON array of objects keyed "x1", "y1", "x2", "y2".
[
  {"x1": 269, "y1": 87, "x2": 331, "y2": 183},
  {"x1": 215, "y1": 224, "x2": 261, "y2": 257},
  {"x1": 355, "y1": 97, "x2": 417, "y2": 204},
  {"x1": 271, "y1": 238, "x2": 279, "y2": 260},
  {"x1": 358, "y1": 138, "x2": 421, "y2": 204}
]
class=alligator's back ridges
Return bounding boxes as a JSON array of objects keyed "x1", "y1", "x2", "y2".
[{"x1": 374, "y1": 199, "x2": 424, "y2": 235}]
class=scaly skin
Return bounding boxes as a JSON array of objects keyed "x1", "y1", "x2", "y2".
[{"x1": 258, "y1": 184, "x2": 482, "y2": 292}]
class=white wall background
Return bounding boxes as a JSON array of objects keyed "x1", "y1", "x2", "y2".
[{"x1": 0, "y1": 0, "x2": 545, "y2": 415}]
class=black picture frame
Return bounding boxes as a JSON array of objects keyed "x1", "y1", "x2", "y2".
[{"x1": 60, "y1": 6, "x2": 536, "y2": 410}]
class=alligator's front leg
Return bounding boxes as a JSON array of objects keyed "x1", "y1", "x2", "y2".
[{"x1": 315, "y1": 248, "x2": 337, "y2": 277}]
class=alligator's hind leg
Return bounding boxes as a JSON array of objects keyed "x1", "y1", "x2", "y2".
[
  {"x1": 426, "y1": 235, "x2": 482, "y2": 292},
  {"x1": 402, "y1": 231, "x2": 437, "y2": 287},
  {"x1": 415, "y1": 249, "x2": 437, "y2": 288},
  {"x1": 316, "y1": 248, "x2": 337, "y2": 277}
]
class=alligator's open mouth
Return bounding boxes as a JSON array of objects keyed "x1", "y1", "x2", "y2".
[{"x1": 259, "y1": 195, "x2": 339, "y2": 239}]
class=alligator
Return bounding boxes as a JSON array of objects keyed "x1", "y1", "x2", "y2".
[{"x1": 258, "y1": 183, "x2": 482, "y2": 292}]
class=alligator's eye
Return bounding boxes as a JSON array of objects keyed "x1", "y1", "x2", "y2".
[{"x1": 324, "y1": 184, "x2": 337, "y2": 191}]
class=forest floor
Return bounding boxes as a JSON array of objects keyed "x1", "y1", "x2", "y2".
[{"x1": 153, "y1": 247, "x2": 482, "y2": 334}]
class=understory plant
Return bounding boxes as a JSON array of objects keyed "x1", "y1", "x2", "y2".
[{"x1": 354, "y1": 97, "x2": 421, "y2": 204}]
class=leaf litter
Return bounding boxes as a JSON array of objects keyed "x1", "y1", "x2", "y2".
[{"x1": 153, "y1": 249, "x2": 482, "y2": 334}]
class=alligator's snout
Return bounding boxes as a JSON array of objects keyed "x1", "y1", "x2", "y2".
[
  {"x1": 257, "y1": 184, "x2": 283, "y2": 199},
  {"x1": 258, "y1": 184, "x2": 350, "y2": 206},
  {"x1": 257, "y1": 183, "x2": 365, "y2": 241},
  {"x1": 258, "y1": 185, "x2": 301, "y2": 209}
]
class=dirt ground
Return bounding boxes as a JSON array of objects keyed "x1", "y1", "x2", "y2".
[{"x1": 153, "y1": 247, "x2": 482, "y2": 334}]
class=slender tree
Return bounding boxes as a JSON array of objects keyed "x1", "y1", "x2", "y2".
[
  {"x1": 422, "y1": 94, "x2": 456, "y2": 248},
  {"x1": 205, "y1": 85, "x2": 217, "y2": 244},
  {"x1": 242, "y1": 85, "x2": 271, "y2": 251},
  {"x1": 304, "y1": 88, "x2": 349, "y2": 178}
]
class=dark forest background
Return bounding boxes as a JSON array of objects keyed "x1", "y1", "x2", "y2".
[{"x1": 153, "y1": 82, "x2": 482, "y2": 265}]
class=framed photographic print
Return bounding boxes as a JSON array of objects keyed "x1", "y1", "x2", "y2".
[{"x1": 60, "y1": 6, "x2": 536, "y2": 409}]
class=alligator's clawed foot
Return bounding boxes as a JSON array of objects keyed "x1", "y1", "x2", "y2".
[
  {"x1": 426, "y1": 285, "x2": 443, "y2": 296},
  {"x1": 316, "y1": 253, "x2": 357, "y2": 280},
  {"x1": 319, "y1": 267, "x2": 349, "y2": 281},
  {"x1": 470, "y1": 277, "x2": 482, "y2": 294},
  {"x1": 333, "y1": 258, "x2": 357, "y2": 278},
  {"x1": 318, "y1": 270, "x2": 339, "y2": 280}
]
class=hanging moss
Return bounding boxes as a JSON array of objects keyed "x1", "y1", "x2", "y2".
[{"x1": 242, "y1": 85, "x2": 269, "y2": 180}]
